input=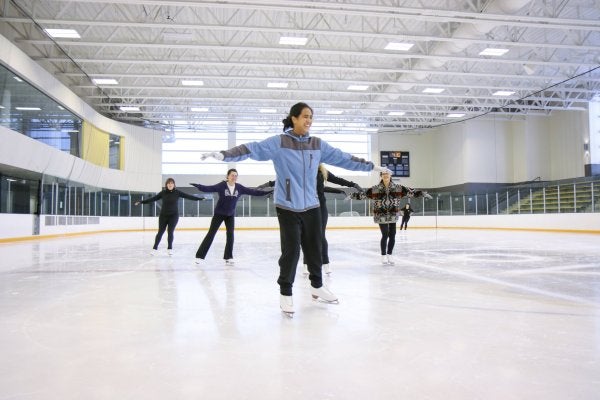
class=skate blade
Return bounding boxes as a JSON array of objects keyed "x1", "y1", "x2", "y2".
[
  {"x1": 312, "y1": 295, "x2": 339, "y2": 304},
  {"x1": 281, "y1": 310, "x2": 294, "y2": 318}
]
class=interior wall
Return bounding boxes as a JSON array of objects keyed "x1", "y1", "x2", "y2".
[
  {"x1": 547, "y1": 110, "x2": 588, "y2": 180},
  {"x1": 0, "y1": 34, "x2": 162, "y2": 192}
]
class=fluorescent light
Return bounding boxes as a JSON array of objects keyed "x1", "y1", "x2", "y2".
[
  {"x1": 93, "y1": 78, "x2": 118, "y2": 85},
  {"x1": 181, "y1": 80, "x2": 204, "y2": 86},
  {"x1": 347, "y1": 85, "x2": 369, "y2": 91},
  {"x1": 16, "y1": 107, "x2": 41, "y2": 111},
  {"x1": 447, "y1": 113, "x2": 465, "y2": 118},
  {"x1": 44, "y1": 28, "x2": 81, "y2": 39},
  {"x1": 365, "y1": 128, "x2": 378, "y2": 132},
  {"x1": 493, "y1": 90, "x2": 515, "y2": 96},
  {"x1": 13, "y1": 76, "x2": 23, "y2": 82},
  {"x1": 422, "y1": 88, "x2": 445, "y2": 94},
  {"x1": 0, "y1": 105, "x2": 4, "y2": 109},
  {"x1": 119, "y1": 106, "x2": 140, "y2": 112},
  {"x1": 57, "y1": 105, "x2": 64, "y2": 110},
  {"x1": 259, "y1": 109, "x2": 277, "y2": 113},
  {"x1": 479, "y1": 48, "x2": 509, "y2": 56},
  {"x1": 326, "y1": 110, "x2": 343, "y2": 115},
  {"x1": 388, "y1": 111, "x2": 406, "y2": 116},
  {"x1": 384, "y1": 42, "x2": 414, "y2": 51},
  {"x1": 191, "y1": 107, "x2": 208, "y2": 112},
  {"x1": 279, "y1": 36, "x2": 308, "y2": 46},
  {"x1": 267, "y1": 82, "x2": 289, "y2": 88}
]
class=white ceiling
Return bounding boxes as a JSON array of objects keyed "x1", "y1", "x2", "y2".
[{"x1": 1, "y1": 0, "x2": 599, "y2": 135}]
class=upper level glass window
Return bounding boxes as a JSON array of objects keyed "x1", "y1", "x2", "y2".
[{"x1": 0, "y1": 63, "x2": 82, "y2": 157}]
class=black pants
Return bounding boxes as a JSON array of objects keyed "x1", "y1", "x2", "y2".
[
  {"x1": 399, "y1": 215, "x2": 410, "y2": 229},
  {"x1": 302, "y1": 203, "x2": 330, "y2": 265},
  {"x1": 196, "y1": 214, "x2": 235, "y2": 260},
  {"x1": 153, "y1": 213, "x2": 179, "y2": 250},
  {"x1": 276, "y1": 206, "x2": 323, "y2": 295},
  {"x1": 379, "y1": 223, "x2": 396, "y2": 255}
]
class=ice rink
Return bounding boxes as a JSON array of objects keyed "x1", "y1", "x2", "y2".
[{"x1": 1, "y1": 227, "x2": 599, "y2": 399}]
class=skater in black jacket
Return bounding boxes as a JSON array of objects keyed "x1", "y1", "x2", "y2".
[
  {"x1": 135, "y1": 178, "x2": 205, "y2": 255},
  {"x1": 399, "y1": 203, "x2": 414, "y2": 230}
]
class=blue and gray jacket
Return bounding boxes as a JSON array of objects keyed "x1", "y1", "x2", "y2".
[{"x1": 220, "y1": 129, "x2": 374, "y2": 212}]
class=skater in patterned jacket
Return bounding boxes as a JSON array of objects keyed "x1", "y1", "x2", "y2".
[
  {"x1": 354, "y1": 170, "x2": 430, "y2": 265},
  {"x1": 135, "y1": 177, "x2": 206, "y2": 255},
  {"x1": 200, "y1": 102, "x2": 391, "y2": 316},
  {"x1": 190, "y1": 168, "x2": 271, "y2": 265}
]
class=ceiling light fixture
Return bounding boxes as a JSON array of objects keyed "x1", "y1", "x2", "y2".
[
  {"x1": 93, "y1": 78, "x2": 119, "y2": 85},
  {"x1": 479, "y1": 48, "x2": 509, "y2": 56},
  {"x1": 13, "y1": 76, "x2": 23, "y2": 82},
  {"x1": 44, "y1": 28, "x2": 81, "y2": 39},
  {"x1": 279, "y1": 36, "x2": 308, "y2": 46},
  {"x1": 447, "y1": 113, "x2": 465, "y2": 118},
  {"x1": 191, "y1": 107, "x2": 209, "y2": 112},
  {"x1": 259, "y1": 109, "x2": 277, "y2": 113},
  {"x1": 422, "y1": 88, "x2": 445, "y2": 94},
  {"x1": 347, "y1": 85, "x2": 369, "y2": 91},
  {"x1": 388, "y1": 111, "x2": 406, "y2": 116},
  {"x1": 493, "y1": 90, "x2": 515, "y2": 96},
  {"x1": 120, "y1": 106, "x2": 140, "y2": 112},
  {"x1": 267, "y1": 82, "x2": 289, "y2": 88},
  {"x1": 326, "y1": 110, "x2": 343, "y2": 115},
  {"x1": 384, "y1": 42, "x2": 414, "y2": 51},
  {"x1": 16, "y1": 107, "x2": 41, "y2": 111},
  {"x1": 181, "y1": 80, "x2": 204, "y2": 86}
]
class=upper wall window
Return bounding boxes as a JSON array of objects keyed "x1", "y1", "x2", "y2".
[
  {"x1": 0, "y1": 63, "x2": 82, "y2": 157},
  {"x1": 109, "y1": 134, "x2": 121, "y2": 169}
]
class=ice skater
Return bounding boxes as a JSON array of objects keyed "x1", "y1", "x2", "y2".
[
  {"x1": 191, "y1": 168, "x2": 272, "y2": 265},
  {"x1": 201, "y1": 102, "x2": 391, "y2": 317},
  {"x1": 135, "y1": 177, "x2": 206, "y2": 255},
  {"x1": 399, "y1": 203, "x2": 414, "y2": 230},
  {"x1": 354, "y1": 170, "x2": 430, "y2": 265}
]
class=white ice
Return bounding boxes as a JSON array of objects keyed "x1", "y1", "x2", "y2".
[{"x1": 0, "y1": 228, "x2": 599, "y2": 399}]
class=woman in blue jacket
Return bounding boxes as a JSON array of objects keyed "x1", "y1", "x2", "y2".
[
  {"x1": 201, "y1": 102, "x2": 390, "y2": 316},
  {"x1": 191, "y1": 168, "x2": 271, "y2": 265}
]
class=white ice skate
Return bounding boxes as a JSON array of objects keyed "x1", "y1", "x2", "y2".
[
  {"x1": 151, "y1": 249, "x2": 158, "y2": 256},
  {"x1": 302, "y1": 264, "x2": 309, "y2": 275},
  {"x1": 280, "y1": 295, "x2": 294, "y2": 317},
  {"x1": 387, "y1": 255, "x2": 395, "y2": 265},
  {"x1": 310, "y1": 285, "x2": 339, "y2": 304},
  {"x1": 323, "y1": 263, "x2": 331, "y2": 275},
  {"x1": 381, "y1": 255, "x2": 388, "y2": 265},
  {"x1": 168, "y1": 249, "x2": 173, "y2": 256},
  {"x1": 194, "y1": 257, "x2": 203, "y2": 265},
  {"x1": 225, "y1": 259, "x2": 235, "y2": 266}
]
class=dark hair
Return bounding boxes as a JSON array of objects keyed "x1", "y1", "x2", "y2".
[
  {"x1": 282, "y1": 102, "x2": 313, "y2": 131},
  {"x1": 165, "y1": 177, "x2": 175, "y2": 187},
  {"x1": 226, "y1": 168, "x2": 238, "y2": 177}
]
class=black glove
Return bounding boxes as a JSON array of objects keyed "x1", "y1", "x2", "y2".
[
  {"x1": 352, "y1": 182, "x2": 363, "y2": 191},
  {"x1": 257, "y1": 181, "x2": 274, "y2": 189}
]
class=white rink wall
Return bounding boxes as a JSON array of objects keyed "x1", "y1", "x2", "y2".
[{"x1": 1, "y1": 213, "x2": 599, "y2": 240}]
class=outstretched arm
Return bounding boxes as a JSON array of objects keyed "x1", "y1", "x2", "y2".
[
  {"x1": 189, "y1": 182, "x2": 224, "y2": 193},
  {"x1": 238, "y1": 184, "x2": 274, "y2": 197},
  {"x1": 135, "y1": 191, "x2": 162, "y2": 205},
  {"x1": 326, "y1": 171, "x2": 363, "y2": 191},
  {"x1": 176, "y1": 189, "x2": 206, "y2": 201}
]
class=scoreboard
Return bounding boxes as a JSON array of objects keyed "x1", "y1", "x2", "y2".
[{"x1": 380, "y1": 151, "x2": 410, "y2": 177}]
